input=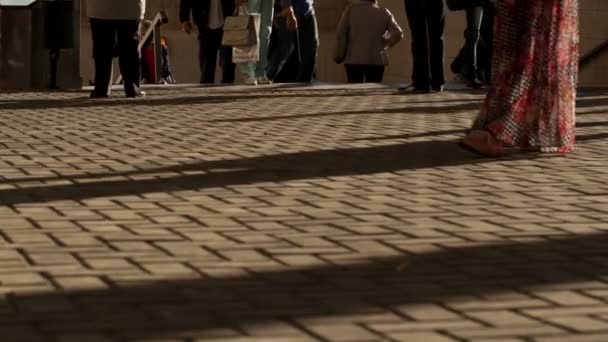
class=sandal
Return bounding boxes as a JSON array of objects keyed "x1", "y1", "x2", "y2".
[{"x1": 460, "y1": 130, "x2": 505, "y2": 157}]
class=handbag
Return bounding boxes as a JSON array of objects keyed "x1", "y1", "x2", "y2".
[{"x1": 222, "y1": 7, "x2": 259, "y2": 47}]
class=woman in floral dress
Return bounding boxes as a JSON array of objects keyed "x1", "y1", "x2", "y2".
[{"x1": 461, "y1": 0, "x2": 579, "y2": 156}]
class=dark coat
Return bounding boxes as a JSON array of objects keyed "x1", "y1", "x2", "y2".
[{"x1": 179, "y1": 0, "x2": 236, "y2": 28}]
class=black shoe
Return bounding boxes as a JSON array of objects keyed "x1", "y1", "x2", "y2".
[
  {"x1": 90, "y1": 91, "x2": 109, "y2": 99},
  {"x1": 398, "y1": 84, "x2": 431, "y2": 93},
  {"x1": 431, "y1": 86, "x2": 445, "y2": 93},
  {"x1": 126, "y1": 90, "x2": 146, "y2": 98},
  {"x1": 466, "y1": 79, "x2": 485, "y2": 90}
]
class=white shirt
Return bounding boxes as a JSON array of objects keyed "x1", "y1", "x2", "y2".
[{"x1": 208, "y1": 0, "x2": 224, "y2": 30}]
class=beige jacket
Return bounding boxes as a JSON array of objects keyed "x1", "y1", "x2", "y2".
[
  {"x1": 86, "y1": 0, "x2": 146, "y2": 20},
  {"x1": 334, "y1": 1, "x2": 403, "y2": 66}
]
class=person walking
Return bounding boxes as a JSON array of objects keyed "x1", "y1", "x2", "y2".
[
  {"x1": 449, "y1": 0, "x2": 486, "y2": 89},
  {"x1": 461, "y1": 0, "x2": 579, "y2": 156},
  {"x1": 267, "y1": 0, "x2": 318, "y2": 83},
  {"x1": 476, "y1": 0, "x2": 495, "y2": 85},
  {"x1": 402, "y1": 0, "x2": 446, "y2": 93},
  {"x1": 334, "y1": 0, "x2": 403, "y2": 83},
  {"x1": 180, "y1": 0, "x2": 236, "y2": 84},
  {"x1": 87, "y1": 0, "x2": 145, "y2": 98},
  {"x1": 237, "y1": 0, "x2": 274, "y2": 85}
]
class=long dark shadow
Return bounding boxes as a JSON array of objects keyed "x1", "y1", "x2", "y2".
[
  {"x1": 0, "y1": 140, "x2": 542, "y2": 205},
  {"x1": 576, "y1": 96, "x2": 608, "y2": 108},
  {"x1": 2, "y1": 232, "x2": 607, "y2": 339},
  {"x1": 7, "y1": 124, "x2": 608, "y2": 193},
  {"x1": 0, "y1": 90, "x2": 387, "y2": 111},
  {"x1": 348, "y1": 120, "x2": 608, "y2": 142},
  {"x1": 348, "y1": 129, "x2": 467, "y2": 142},
  {"x1": 577, "y1": 121, "x2": 608, "y2": 128},
  {"x1": 577, "y1": 132, "x2": 608, "y2": 142},
  {"x1": 210, "y1": 102, "x2": 483, "y2": 123}
]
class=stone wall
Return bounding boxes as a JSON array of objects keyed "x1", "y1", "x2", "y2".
[{"x1": 79, "y1": 0, "x2": 608, "y2": 87}]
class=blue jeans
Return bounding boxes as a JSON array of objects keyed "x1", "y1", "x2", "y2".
[
  {"x1": 462, "y1": 6, "x2": 484, "y2": 80},
  {"x1": 267, "y1": 10, "x2": 319, "y2": 82},
  {"x1": 238, "y1": 0, "x2": 274, "y2": 79}
]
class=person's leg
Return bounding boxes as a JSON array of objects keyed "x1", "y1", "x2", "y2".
[
  {"x1": 461, "y1": 6, "x2": 483, "y2": 83},
  {"x1": 237, "y1": 0, "x2": 260, "y2": 81},
  {"x1": 479, "y1": 2, "x2": 495, "y2": 84},
  {"x1": 220, "y1": 44, "x2": 236, "y2": 83},
  {"x1": 365, "y1": 65, "x2": 385, "y2": 83},
  {"x1": 90, "y1": 18, "x2": 115, "y2": 97},
  {"x1": 345, "y1": 64, "x2": 364, "y2": 83},
  {"x1": 427, "y1": 0, "x2": 446, "y2": 91},
  {"x1": 450, "y1": 45, "x2": 466, "y2": 76},
  {"x1": 201, "y1": 28, "x2": 221, "y2": 84},
  {"x1": 255, "y1": 0, "x2": 275, "y2": 80},
  {"x1": 295, "y1": 11, "x2": 319, "y2": 82},
  {"x1": 266, "y1": 17, "x2": 296, "y2": 81},
  {"x1": 404, "y1": 0, "x2": 430, "y2": 90},
  {"x1": 116, "y1": 19, "x2": 141, "y2": 96},
  {"x1": 197, "y1": 30, "x2": 207, "y2": 83}
]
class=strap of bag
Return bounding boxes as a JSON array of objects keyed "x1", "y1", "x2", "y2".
[{"x1": 238, "y1": 4, "x2": 249, "y2": 16}]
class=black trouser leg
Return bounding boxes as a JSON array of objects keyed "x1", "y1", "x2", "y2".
[
  {"x1": 90, "y1": 18, "x2": 116, "y2": 96},
  {"x1": 220, "y1": 42, "x2": 235, "y2": 84},
  {"x1": 345, "y1": 65, "x2": 365, "y2": 83},
  {"x1": 479, "y1": 2, "x2": 495, "y2": 84},
  {"x1": 199, "y1": 28, "x2": 221, "y2": 84},
  {"x1": 198, "y1": 31, "x2": 206, "y2": 83},
  {"x1": 266, "y1": 18, "x2": 297, "y2": 81},
  {"x1": 461, "y1": 6, "x2": 483, "y2": 81},
  {"x1": 450, "y1": 47, "x2": 465, "y2": 75},
  {"x1": 365, "y1": 65, "x2": 385, "y2": 83},
  {"x1": 427, "y1": 0, "x2": 446, "y2": 89},
  {"x1": 116, "y1": 20, "x2": 141, "y2": 96},
  {"x1": 404, "y1": 0, "x2": 430, "y2": 90},
  {"x1": 295, "y1": 11, "x2": 319, "y2": 83}
]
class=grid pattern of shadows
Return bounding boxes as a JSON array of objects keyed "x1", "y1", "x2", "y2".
[{"x1": 0, "y1": 85, "x2": 607, "y2": 341}]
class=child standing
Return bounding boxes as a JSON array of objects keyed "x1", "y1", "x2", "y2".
[{"x1": 334, "y1": 0, "x2": 403, "y2": 83}]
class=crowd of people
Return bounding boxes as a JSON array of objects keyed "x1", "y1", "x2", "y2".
[
  {"x1": 85, "y1": 0, "x2": 496, "y2": 93},
  {"x1": 86, "y1": 0, "x2": 579, "y2": 156},
  {"x1": 178, "y1": 0, "x2": 318, "y2": 86}
]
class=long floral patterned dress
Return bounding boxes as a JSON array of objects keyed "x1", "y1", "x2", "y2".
[{"x1": 472, "y1": 0, "x2": 579, "y2": 153}]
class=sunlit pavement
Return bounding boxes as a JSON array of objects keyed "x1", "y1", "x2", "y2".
[{"x1": 0, "y1": 83, "x2": 607, "y2": 341}]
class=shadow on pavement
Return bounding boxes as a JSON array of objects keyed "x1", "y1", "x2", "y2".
[
  {"x1": 348, "y1": 120, "x2": 608, "y2": 142},
  {"x1": 210, "y1": 102, "x2": 483, "y2": 123},
  {"x1": 0, "y1": 140, "x2": 548, "y2": 205},
  {"x1": 578, "y1": 132, "x2": 608, "y2": 142},
  {"x1": 0, "y1": 89, "x2": 388, "y2": 111},
  {"x1": 348, "y1": 129, "x2": 467, "y2": 142},
  {"x1": 2, "y1": 232, "x2": 607, "y2": 340}
]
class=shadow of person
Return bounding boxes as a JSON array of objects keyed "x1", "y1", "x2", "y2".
[
  {"x1": 3, "y1": 232, "x2": 607, "y2": 340},
  {"x1": 0, "y1": 139, "x2": 546, "y2": 205}
]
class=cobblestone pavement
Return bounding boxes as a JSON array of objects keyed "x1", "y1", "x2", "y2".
[{"x1": 0, "y1": 83, "x2": 608, "y2": 342}]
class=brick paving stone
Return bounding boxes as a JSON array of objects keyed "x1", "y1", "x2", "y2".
[
  {"x1": 535, "y1": 333, "x2": 608, "y2": 342},
  {"x1": 544, "y1": 316, "x2": 608, "y2": 332},
  {"x1": 534, "y1": 290, "x2": 603, "y2": 306},
  {"x1": 383, "y1": 331, "x2": 458, "y2": 342},
  {"x1": 464, "y1": 310, "x2": 542, "y2": 327},
  {"x1": 0, "y1": 85, "x2": 607, "y2": 341},
  {"x1": 308, "y1": 323, "x2": 382, "y2": 341}
]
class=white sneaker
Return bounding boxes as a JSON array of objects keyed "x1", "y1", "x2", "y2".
[
  {"x1": 256, "y1": 76, "x2": 272, "y2": 85},
  {"x1": 244, "y1": 78, "x2": 258, "y2": 86}
]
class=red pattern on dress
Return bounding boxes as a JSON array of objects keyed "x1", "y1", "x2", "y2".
[{"x1": 472, "y1": 0, "x2": 579, "y2": 153}]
